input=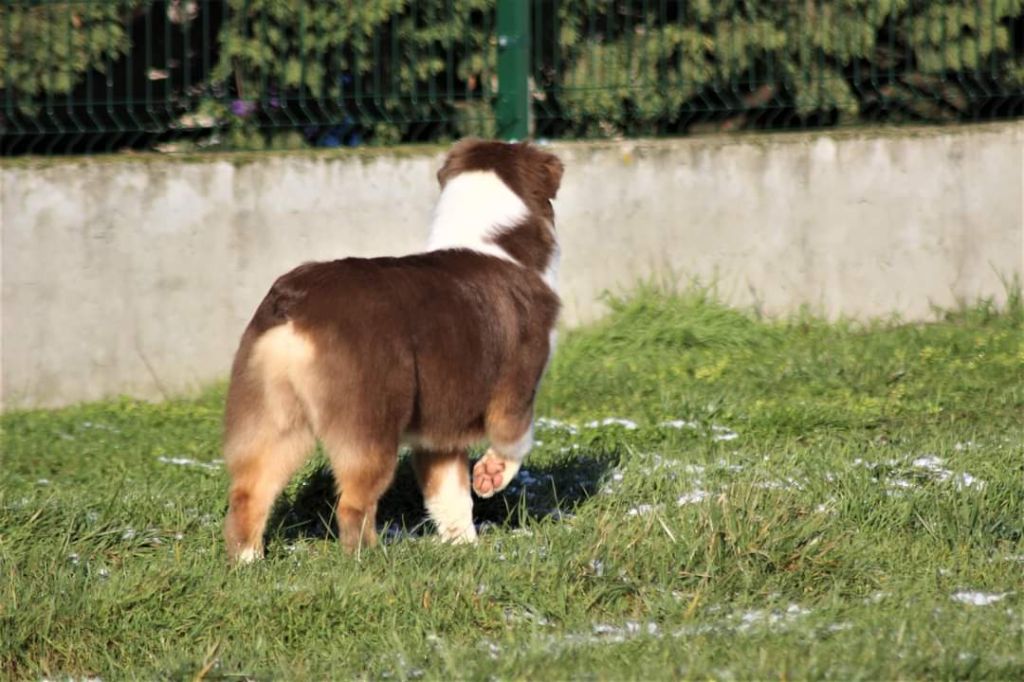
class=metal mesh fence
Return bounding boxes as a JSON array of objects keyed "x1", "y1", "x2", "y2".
[{"x1": 3, "y1": 0, "x2": 1023, "y2": 155}]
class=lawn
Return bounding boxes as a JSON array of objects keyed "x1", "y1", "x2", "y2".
[{"x1": 2, "y1": 288, "x2": 1022, "y2": 680}]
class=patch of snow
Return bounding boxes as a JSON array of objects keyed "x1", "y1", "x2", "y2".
[
  {"x1": 716, "y1": 460, "x2": 745, "y2": 473},
  {"x1": 911, "y1": 455, "x2": 945, "y2": 471},
  {"x1": 755, "y1": 476, "x2": 803, "y2": 491},
  {"x1": 951, "y1": 591, "x2": 1009, "y2": 606},
  {"x1": 585, "y1": 417, "x2": 639, "y2": 430},
  {"x1": 711, "y1": 425, "x2": 739, "y2": 441},
  {"x1": 156, "y1": 456, "x2": 220, "y2": 470},
  {"x1": 864, "y1": 591, "x2": 889, "y2": 604},
  {"x1": 593, "y1": 621, "x2": 659, "y2": 639},
  {"x1": 677, "y1": 490, "x2": 709, "y2": 505},
  {"x1": 857, "y1": 455, "x2": 985, "y2": 493},
  {"x1": 660, "y1": 419, "x2": 699, "y2": 430},
  {"x1": 627, "y1": 504, "x2": 658, "y2": 517},
  {"x1": 953, "y1": 472, "x2": 986, "y2": 490},
  {"x1": 736, "y1": 604, "x2": 811, "y2": 632},
  {"x1": 535, "y1": 417, "x2": 579, "y2": 434},
  {"x1": 36, "y1": 479, "x2": 50, "y2": 486}
]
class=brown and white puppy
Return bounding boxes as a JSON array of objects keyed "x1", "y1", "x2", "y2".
[{"x1": 222, "y1": 140, "x2": 563, "y2": 563}]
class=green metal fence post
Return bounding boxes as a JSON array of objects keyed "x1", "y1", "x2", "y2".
[{"x1": 496, "y1": 0, "x2": 530, "y2": 140}]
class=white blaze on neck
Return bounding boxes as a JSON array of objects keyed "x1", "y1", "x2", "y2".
[
  {"x1": 427, "y1": 170, "x2": 527, "y2": 262},
  {"x1": 543, "y1": 236, "x2": 560, "y2": 293}
]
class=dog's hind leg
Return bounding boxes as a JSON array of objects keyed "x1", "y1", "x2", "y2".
[
  {"x1": 322, "y1": 431, "x2": 400, "y2": 554},
  {"x1": 473, "y1": 328, "x2": 553, "y2": 499},
  {"x1": 222, "y1": 328, "x2": 316, "y2": 564},
  {"x1": 474, "y1": 407, "x2": 533, "y2": 499},
  {"x1": 412, "y1": 448, "x2": 476, "y2": 543}
]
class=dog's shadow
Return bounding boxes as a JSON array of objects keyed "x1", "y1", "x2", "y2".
[{"x1": 266, "y1": 449, "x2": 617, "y2": 546}]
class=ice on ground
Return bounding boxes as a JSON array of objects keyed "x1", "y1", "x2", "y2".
[
  {"x1": 952, "y1": 472, "x2": 985, "y2": 490},
  {"x1": 677, "y1": 490, "x2": 709, "y2": 505},
  {"x1": 755, "y1": 476, "x2": 804, "y2": 491},
  {"x1": 951, "y1": 591, "x2": 1009, "y2": 606},
  {"x1": 627, "y1": 504, "x2": 658, "y2": 517},
  {"x1": 911, "y1": 455, "x2": 945, "y2": 471},
  {"x1": 736, "y1": 604, "x2": 811, "y2": 632},
  {"x1": 856, "y1": 455, "x2": 986, "y2": 492},
  {"x1": 711, "y1": 425, "x2": 739, "y2": 442},
  {"x1": 593, "y1": 621, "x2": 659, "y2": 639},
  {"x1": 660, "y1": 419, "x2": 700, "y2": 429},
  {"x1": 864, "y1": 591, "x2": 890, "y2": 604},
  {"x1": 156, "y1": 456, "x2": 221, "y2": 470},
  {"x1": 585, "y1": 417, "x2": 639, "y2": 430},
  {"x1": 911, "y1": 455, "x2": 986, "y2": 490},
  {"x1": 535, "y1": 417, "x2": 580, "y2": 434}
]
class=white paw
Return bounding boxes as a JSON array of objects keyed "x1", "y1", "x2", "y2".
[{"x1": 236, "y1": 547, "x2": 260, "y2": 564}]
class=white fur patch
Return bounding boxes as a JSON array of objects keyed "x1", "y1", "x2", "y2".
[
  {"x1": 424, "y1": 467, "x2": 477, "y2": 544},
  {"x1": 236, "y1": 547, "x2": 259, "y2": 564},
  {"x1": 542, "y1": 231, "x2": 560, "y2": 292},
  {"x1": 427, "y1": 171, "x2": 528, "y2": 262}
]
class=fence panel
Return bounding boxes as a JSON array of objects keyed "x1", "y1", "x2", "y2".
[
  {"x1": 531, "y1": 0, "x2": 1024, "y2": 139},
  {"x1": 2, "y1": 0, "x2": 1023, "y2": 155},
  {"x1": 1, "y1": 0, "x2": 498, "y2": 154}
]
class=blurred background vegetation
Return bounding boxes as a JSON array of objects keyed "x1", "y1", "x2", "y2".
[{"x1": 2, "y1": 0, "x2": 1022, "y2": 154}]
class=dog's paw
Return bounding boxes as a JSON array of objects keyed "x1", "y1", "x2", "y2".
[{"x1": 472, "y1": 450, "x2": 521, "y2": 498}]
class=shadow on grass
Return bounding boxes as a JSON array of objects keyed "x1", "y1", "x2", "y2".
[{"x1": 265, "y1": 450, "x2": 618, "y2": 546}]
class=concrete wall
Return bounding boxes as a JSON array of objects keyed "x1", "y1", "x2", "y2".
[{"x1": 2, "y1": 122, "x2": 1022, "y2": 409}]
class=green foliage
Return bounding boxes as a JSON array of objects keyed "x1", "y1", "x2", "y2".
[
  {"x1": 2, "y1": 0, "x2": 1023, "y2": 151},
  {"x1": 0, "y1": 2, "x2": 140, "y2": 100},
  {"x1": 546, "y1": 0, "x2": 1024, "y2": 136},
  {"x1": 209, "y1": 0, "x2": 496, "y2": 144}
]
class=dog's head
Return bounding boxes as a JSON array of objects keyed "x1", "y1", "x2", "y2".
[
  {"x1": 429, "y1": 139, "x2": 564, "y2": 280},
  {"x1": 437, "y1": 139, "x2": 564, "y2": 217}
]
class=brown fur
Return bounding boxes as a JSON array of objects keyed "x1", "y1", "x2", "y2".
[{"x1": 223, "y1": 140, "x2": 563, "y2": 562}]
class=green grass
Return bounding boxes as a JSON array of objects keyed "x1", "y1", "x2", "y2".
[{"x1": 2, "y1": 288, "x2": 1022, "y2": 680}]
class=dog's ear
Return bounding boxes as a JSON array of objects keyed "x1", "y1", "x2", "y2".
[{"x1": 542, "y1": 153, "x2": 564, "y2": 199}]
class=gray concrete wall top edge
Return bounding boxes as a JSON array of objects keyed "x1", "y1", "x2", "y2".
[{"x1": 4, "y1": 120, "x2": 1020, "y2": 171}]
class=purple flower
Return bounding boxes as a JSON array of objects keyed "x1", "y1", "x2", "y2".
[{"x1": 230, "y1": 99, "x2": 256, "y2": 117}]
